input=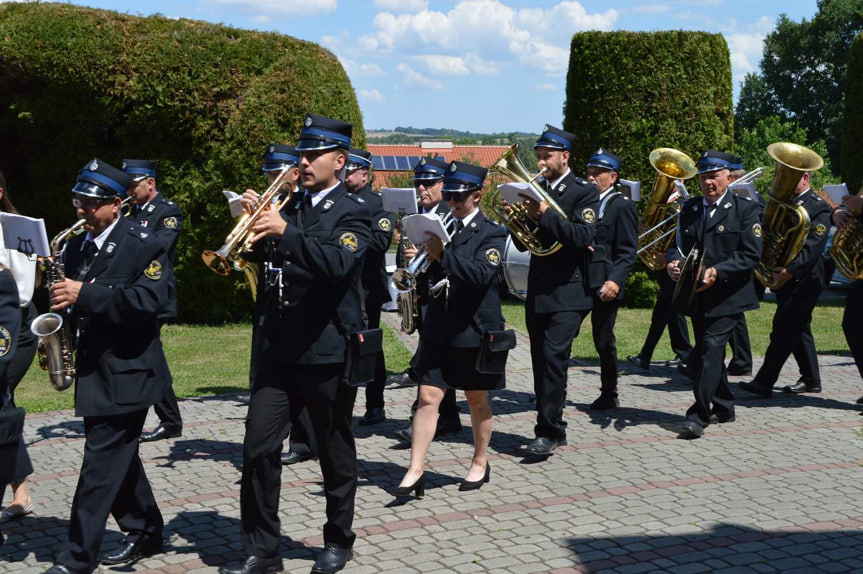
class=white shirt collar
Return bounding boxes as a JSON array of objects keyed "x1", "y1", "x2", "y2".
[
  {"x1": 306, "y1": 181, "x2": 340, "y2": 208},
  {"x1": 599, "y1": 186, "x2": 616, "y2": 202},
  {"x1": 458, "y1": 208, "x2": 480, "y2": 230},
  {"x1": 85, "y1": 218, "x2": 120, "y2": 251},
  {"x1": 548, "y1": 168, "x2": 571, "y2": 191},
  {"x1": 703, "y1": 190, "x2": 729, "y2": 208},
  {"x1": 422, "y1": 203, "x2": 440, "y2": 215}
]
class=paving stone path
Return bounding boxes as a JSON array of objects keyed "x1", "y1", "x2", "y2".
[{"x1": 2, "y1": 312, "x2": 862, "y2": 573}]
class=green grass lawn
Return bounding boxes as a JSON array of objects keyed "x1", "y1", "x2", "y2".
[{"x1": 15, "y1": 297, "x2": 849, "y2": 413}]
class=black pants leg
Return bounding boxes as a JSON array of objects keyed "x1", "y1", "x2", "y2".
[
  {"x1": 528, "y1": 309, "x2": 587, "y2": 440},
  {"x1": 843, "y1": 281, "x2": 863, "y2": 380},
  {"x1": 686, "y1": 314, "x2": 738, "y2": 427},
  {"x1": 755, "y1": 279, "x2": 822, "y2": 388},
  {"x1": 727, "y1": 314, "x2": 753, "y2": 372},
  {"x1": 151, "y1": 323, "x2": 182, "y2": 431},
  {"x1": 363, "y1": 303, "x2": 386, "y2": 411},
  {"x1": 592, "y1": 299, "x2": 620, "y2": 395},
  {"x1": 640, "y1": 273, "x2": 691, "y2": 362},
  {"x1": 288, "y1": 407, "x2": 318, "y2": 458},
  {"x1": 57, "y1": 410, "x2": 162, "y2": 573}
]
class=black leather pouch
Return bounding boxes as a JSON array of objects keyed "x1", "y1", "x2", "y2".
[
  {"x1": 0, "y1": 406, "x2": 25, "y2": 445},
  {"x1": 344, "y1": 328, "x2": 383, "y2": 386},
  {"x1": 474, "y1": 329, "x2": 517, "y2": 375}
]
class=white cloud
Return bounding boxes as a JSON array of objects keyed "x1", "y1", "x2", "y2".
[
  {"x1": 359, "y1": 89, "x2": 386, "y2": 103},
  {"x1": 397, "y1": 63, "x2": 445, "y2": 90},
  {"x1": 725, "y1": 16, "x2": 773, "y2": 84},
  {"x1": 536, "y1": 83, "x2": 557, "y2": 91},
  {"x1": 202, "y1": 0, "x2": 337, "y2": 16},
  {"x1": 373, "y1": 0, "x2": 427, "y2": 12},
  {"x1": 340, "y1": 57, "x2": 387, "y2": 78},
  {"x1": 414, "y1": 55, "x2": 470, "y2": 76}
]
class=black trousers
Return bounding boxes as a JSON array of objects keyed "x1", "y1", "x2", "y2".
[
  {"x1": 287, "y1": 406, "x2": 318, "y2": 458},
  {"x1": 686, "y1": 314, "x2": 738, "y2": 427},
  {"x1": 363, "y1": 302, "x2": 387, "y2": 411},
  {"x1": 57, "y1": 410, "x2": 163, "y2": 574},
  {"x1": 844, "y1": 281, "x2": 863, "y2": 380},
  {"x1": 241, "y1": 363, "x2": 357, "y2": 556},
  {"x1": 527, "y1": 309, "x2": 588, "y2": 440},
  {"x1": 149, "y1": 322, "x2": 182, "y2": 431},
  {"x1": 639, "y1": 271, "x2": 692, "y2": 362},
  {"x1": 590, "y1": 298, "x2": 620, "y2": 395},
  {"x1": 755, "y1": 276, "x2": 822, "y2": 388},
  {"x1": 727, "y1": 314, "x2": 753, "y2": 372}
]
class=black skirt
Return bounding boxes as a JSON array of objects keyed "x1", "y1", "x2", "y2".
[{"x1": 416, "y1": 346, "x2": 505, "y2": 391}]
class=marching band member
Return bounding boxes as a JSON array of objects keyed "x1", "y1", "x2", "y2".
[
  {"x1": 45, "y1": 159, "x2": 170, "y2": 574},
  {"x1": 738, "y1": 171, "x2": 832, "y2": 398},
  {"x1": 392, "y1": 161, "x2": 506, "y2": 497},
  {"x1": 393, "y1": 158, "x2": 463, "y2": 443},
  {"x1": 584, "y1": 149, "x2": 638, "y2": 410},
  {"x1": 726, "y1": 164, "x2": 758, "y2": 377},
  {"x1": 220, "y1": 114, "x2": 370, "y2": 574},
  {"x1": 667, "y1": 151, "x2": 762, "y2": 439},
  {"x1": 832, "y1": 193, "x2": 863, "y2": 405},
  {"x1": 345, "y1": 148, "x2": 395, "y2": 427},
  {"x1": 513, "y1": 125, "x2": 599, "y2": 456},
  {"x1": 122, "y1": 160, "x2": 186, "y2": 444}
]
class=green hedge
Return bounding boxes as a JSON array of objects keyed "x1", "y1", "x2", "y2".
[
  {"x1": 842, "y1": 34, "x2": 863, "y2": 192},
  {"x1": 564, "y1": 31, "x2": 733, "y2": 306},
  {"x1": 0, "y1": 3, "x2": 363, "y2": 323}
]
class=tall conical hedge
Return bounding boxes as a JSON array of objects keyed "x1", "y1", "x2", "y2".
[{"x1": 842, "y1": 34, "x2": 863, "y2": 192}]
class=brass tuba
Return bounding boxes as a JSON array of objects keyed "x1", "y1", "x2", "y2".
[
  {"x1": 488, "y1": 144, "x2": 567, "y2": 256},
  {"x1": 637, "y1": 148, "x2": 697, "y2": 271},
  {"x1": 829, "y1": 184, "x2": 863, "y2": 281},
  {"x1": 755, "y1": 142, "x2": 824, "y2": 289},
  {"x1": 201, "y1": 168, "x2": 296, "y2": 299}
]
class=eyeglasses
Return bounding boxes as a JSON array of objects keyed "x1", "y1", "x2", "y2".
[
  {"x1": 442, "y1": 192, "x2": 469, "y2": 202},
  {"x1": 72, "y1": 198, "x2": 111, "y2": 210}
]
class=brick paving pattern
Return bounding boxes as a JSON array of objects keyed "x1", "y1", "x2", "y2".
[{"x1": 2, "y1": 311, "x2": 862, "y2": 573}]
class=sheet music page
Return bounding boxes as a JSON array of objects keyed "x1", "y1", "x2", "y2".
[
  {"x1": 381, "y1": 187, "x2": 418, "y2": 214},
  {"x1": 0, "y1": 213, "x2": 51, "y2": 257},
  {"x1": 497, "y1": 182, "x2": 544, "y2": 204},
  {"x1": 402, "y1": 213, "x2": 451, "y2": 245}
]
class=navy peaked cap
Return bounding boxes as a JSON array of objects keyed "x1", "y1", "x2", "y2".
[
  {"x1": 74, "y1": 158, "x2": 134, "y2": 199},
  {"x1": 347, "y1": 148, "x2": 373, "y2": 170},
  {"x1": 534, "y1": 124, "x2": 577, "y2": 152},
  {"x1": 587, "y1": 148, "x2": 621, "y2": 172},
  {"x1": 414, "y1": 157, "x2": 448, "y2": 182},
  {"x1": 696, "y1": 150, "x2": 742, "y2": 174},
  {"x1": 122, "y1": 159, "x2": 156, "y2": 180},
  {"x1": 262, "y1": 143, "x2": 299, "y2": 172},
  {"x1": 296, "y1": 113, "x2": 352, "y2": 152},
  {"x1": 442, "y1": 160, "x2": 487, "y2": 194}
]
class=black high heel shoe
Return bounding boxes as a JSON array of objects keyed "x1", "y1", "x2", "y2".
[
  {"x1": 390, "y1": 474, "x2": 425, "y2": 498},
  {"x1": 459, "y1": 462, "x2": 491, "y2": 491}
]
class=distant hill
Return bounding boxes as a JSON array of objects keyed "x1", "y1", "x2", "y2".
[{"x1": 367, "y1": 127, "x2": 538, "y2": 145}]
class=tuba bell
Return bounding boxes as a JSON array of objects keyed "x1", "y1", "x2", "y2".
[
  {"x1": 754, "y1": 142, "x2": 824, "y2": 289},
  {"x1": 637, "y1": 148, "x2": 697, "y2": 271},
  {"x1": 829, "y1": 183, "x2": 863, "y2": 281},
  {"x1": 488, "y1": 144, "x2": 567, "y2": 256}
]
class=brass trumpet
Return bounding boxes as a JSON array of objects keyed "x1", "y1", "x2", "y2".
[{"x1": 201, "y1": 168, "x2": 296, "y2": 298}]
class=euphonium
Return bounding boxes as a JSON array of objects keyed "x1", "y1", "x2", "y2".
[
  {"x1": 396, "y1": 221, "x2": 420, "y2": 334},
  {"x1": 488, "y1": 143, "x2": 566, "y2": 256},
  {"x1": 829, "y1": 184, "x2": 863, "y2": 281},
  {"x1": 201, "y1": 168, "x2": 296, "y2": 299},
  {"x1": 392, "y1": 212, "x2": 456, "y2": 293},
  {"x1": 755, "y1": 142, "x2": 824, "y2": 289},
  {"x1": 637, "y1": 148, "x2": 697, "y2": 271}
]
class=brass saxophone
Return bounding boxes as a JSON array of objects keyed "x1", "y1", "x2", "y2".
[
  {"x1": 830, "y1": 184, "x2": 863, "y2": 281},
  {"x1": 396, "y1": 221, "x2": 420, "y2": 334}
]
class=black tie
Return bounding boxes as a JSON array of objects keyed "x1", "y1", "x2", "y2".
[
  {"x1": 707, "y1": 203, "x2": 717, "y2": 219},
  {"x1": 302, "y1": 194, "x2": 312, "y2": 215},
  {"x1": 78, "y1": 240, "x2": 98, "y2": 280},
  {"x1": 455, "y1": 219, "x2": 465, "y2": 233}
]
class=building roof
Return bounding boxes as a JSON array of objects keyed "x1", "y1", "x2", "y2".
[{"x1": 368, "y1": 144, "x2": 510, "y2": 190}]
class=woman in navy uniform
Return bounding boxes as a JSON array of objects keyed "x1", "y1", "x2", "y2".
[
  {"x1": 509, "y1": 125, "x2": 599, "y2": 456},
  {"x1": 122, "y1": 159, "x2": 186, "y2": 443},
  {"x1": 220, "y1": 114, "x2": 370, "y2": 574},
  {"x1": 44, "y1": 159, "x2": 170, "y2": 574},
  {"x1": 392, "y1": 160, "x2": 507, "y2": 497},
  {"x1": 667, "y1": 151, "x2": 762, "y2": 439}
]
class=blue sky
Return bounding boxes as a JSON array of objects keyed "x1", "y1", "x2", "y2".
[{"x1": 50, "y1": 1, "x2": 819, "y2": 133}]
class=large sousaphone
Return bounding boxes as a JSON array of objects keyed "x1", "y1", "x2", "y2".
[{"x1": 755, "y1": 142, "x2": 824, "y2": 289}]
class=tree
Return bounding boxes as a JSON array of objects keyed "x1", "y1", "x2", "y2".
[{"x1": 735, "y1": 0, "x2": 863, "y2": 175}]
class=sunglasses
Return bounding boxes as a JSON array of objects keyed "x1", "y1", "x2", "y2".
[{"x1": 72, "y1": 197, "x2": 112, "y2": 210}]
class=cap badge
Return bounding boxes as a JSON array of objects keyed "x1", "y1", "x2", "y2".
[
  {"x1": 419, "y1": 158, "x2": 427, "y2": 166},
  {"x1": 543, "y1": 125, "x2": 550, "y2": 132},
  {"x1": 449, "y1": 163, "x2": 457, "y2": 172},
  {"x1": 90, "y1": 160, "x2": 99, "y2": 171},
  {"x1": 598, "y1": 148, "x2": 604, "y2": 155},
  {"x1": 304, "y1": 115, "x2": 313, "y2": 127},
  {"x1": 269, "y1": 145, "x2": 275, "y2": 153},
  {"x1": 122, "y1": 161, "x2": 127, "y2": 169}
]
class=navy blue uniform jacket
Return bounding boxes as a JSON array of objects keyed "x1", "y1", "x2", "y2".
[
  {"x1": 668, "y1": 193, "x2": 762, "y2": 318},
  {"x1": 133, "y1": 191, "x2": 183, "y2": 319},
  {"x1": 355, "y1": 185, "x2": 394, "y2": 308},
  {"x1": 593, "y1": 192, "x2": 638, "y2": 301},
  {"x1": 782, "y1": 189, "x2": 832, "y2": 288},
  {"x1": 64, "y1": 218, "x2": 171, "y2": 417}
]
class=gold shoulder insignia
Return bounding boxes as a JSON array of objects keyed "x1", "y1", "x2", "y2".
[
  {"x1": 378, "y1": 217, "x2": 392, "y2": 232},
  {"x1": 752, "y1": 223, "x2": 762, "y2": 238},
  {"x1": 164, "y1": 216, "x2": 178, "y2": 229},
  {"x1": 815, "y1": 223, "x2": 826, "y2": 237},
  {"x1": 0, "y1": 326, "x2": 10, "y2": 357},
  {"x1": 339, "y1": 232, "x2": 359, "y2": 253},
  {"x1": 485, "y1": 248, "x2": 501, "y2": 266},
  {"x1": 582, "y1": 208, "x2": 596, "y2": 224},
  {"x1": 144, "y1": 260, "x2": 163, "y2": 281}
]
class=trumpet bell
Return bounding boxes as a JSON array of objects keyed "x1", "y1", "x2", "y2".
[
  {"x1": 201, "y1": 250, "x2": 233, "y2": 276},
  {"x1": 392, "y1": 268, "x2": 416, "y2": 293}
]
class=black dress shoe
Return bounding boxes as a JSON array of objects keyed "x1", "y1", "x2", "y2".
[
  {"x1": 140, "y1": 425, "x2": 181, "y2": 443},
  {"x1": 727, "y1": 366, "x2": 752, "y2": 376},
  {"x1": 281, "y1": 451, "x2": 313, "y2": 465},
  {"x1": 679, "y1": 420, "x2": 704, "y2": 439},
  {"x1": 358, "y1": 407, "x2": 386, "y2": 426},
  {"x1": 390, "y1": 474, "x2": 425, "y2": 498},
  {"x1": 709, "y1": 413, "x2": 736, "y2": 424},
  {"x1": 386, "y1": 371, "x2": 416, "y2": 388},
  {"x1": 100, "y1": 535, "x2": 164, "y2": 565},
  {"x1": 218, "y1": 555, "x2": 283, "y2": 574},
  {"x1": 435, "y1": 419, "x2": 462, "y2": 437},
  {"x1": 677, "y1": 363, "x2": 696, "y2": 380},
  {"x1": 857, "y1": 396, "x2": 863, "y2": 405},
  {"x1": 311, "y1": 545, "x2": 352, "y2": 574},
  {"x1": 664, "y1": 357, "x2": 683, "y2": 367},
  {"x1": 459, "y1": 462, "x2": 491, "y2": 491},
  {"x1": 738, "y1": 381, "x2": 773, "y2": 398},
  {"x1": 589, "y1": 393, "x2": 619, "y2": 411},
  {"x1": 782, "y1": 380, "x2": 822, "y2": 394},
  {"x1": 394, "y1": 423, "x2": 413, "y2": 442},
  {"x1": 525, "y1": 436, "x2": 565, "y2": 455},
  {"x1": 627, "y1": 354, "x2": 650, "y2": 370},
  {"x1": 43, "y1": 566, "x2": 74, "y2": 574}
]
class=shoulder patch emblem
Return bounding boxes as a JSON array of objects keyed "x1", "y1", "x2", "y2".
[
  {"x1": 144, "y1": 260, "x2": 163, "y2": 281},
  {"x1": 815, "y1": 223, "x2": 827, "y2": 237},
  {"x1": 582, "y1": 208, "x2": 596, "y2": 224},
  {"x1": 0, "y1": 325, "x2": 11, "y2": 357},
  {"x1": 752, "y1": 223, "x2": 762, "y2": 238},
  {"x1": 339, "y1": 232, "x2": 359, "y2": 253},
  {"x1": 378, "y1": 217, "x2": 392, "y2": 232},
  {"x1": 164, "y1": 216, "x2": 178, "y2": 229},
  {"x1": 485, "y1": 248, "x2": 501, "y2": 266}
]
